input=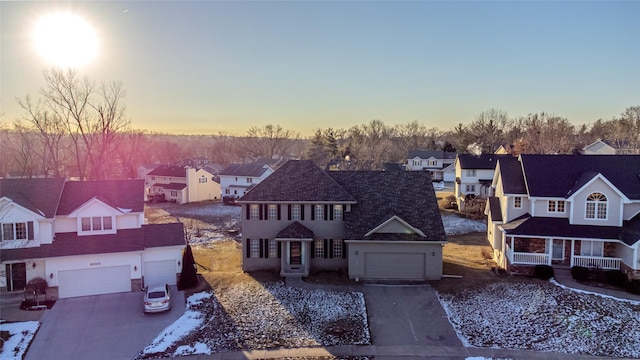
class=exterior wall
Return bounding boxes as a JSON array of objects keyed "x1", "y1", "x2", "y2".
[
  {"x1": 44, "y1": 252, "x2": 141, "y2": 288},
  {"x1": 531, "y1": 198, "x2": 570, "y2": 219},
  {"x1": 570, "y1": 178, "x2": 623, "y2": 226},
  {"x1": 616, "y1": 244, "x2": 637, "y2": 271},
  {"x1": 621, "y1": 262, "x2": 640, "y2": 280},
  {"x1": 241, "y1": 204, "x2": 345, "y2": 240},
  {"x1": 502, "y1": 195, "x2": 529, "y2": 223},
  {"x1": 623, "y1": 203, "x2": 640, "y2": 220},
  {"x1": 187, "y1": 168, "x2": 220, "y2": 203},
  {"x1": 0, "y1": 204, "x2": 46, "y2": 249}
]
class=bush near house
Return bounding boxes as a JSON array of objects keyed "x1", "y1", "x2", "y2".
[
  {"x1": 461, "y1": 197, "x2": 487, "y2": 220},
  {"x1": 628, "y1": 279, "x2": 640, "y2": 295},
  {"x1": 26, "y1": 277, "x2": 48, "y2": 295},
  {"x1": 534, "y1": 265, "x2": 554, "y2": 280},
  {"x1": 571, "y1": 266, "x2": 590, "y2": 281},
  {"x1": 605, "y1": 270, "x2": 628, "y2": 288}
]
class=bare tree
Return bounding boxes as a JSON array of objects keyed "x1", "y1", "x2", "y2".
[
  {"x1": 239, "y1": 124, "x2": 299, "y2": 160},
  {"x1": 468, "y1": 109, "x2": 509, "y2": 153}
]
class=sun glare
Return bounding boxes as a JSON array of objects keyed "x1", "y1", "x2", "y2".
[{"x1": 33, "y1": 12, "x2": 98, "y2": 68}]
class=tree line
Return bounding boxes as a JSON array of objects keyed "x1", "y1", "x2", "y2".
[{"x1": 1, "y1": 69, "x2": 639, "y2": 179}]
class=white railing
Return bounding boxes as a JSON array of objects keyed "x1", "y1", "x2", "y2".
[
  {"x1": 512, "y1": 252, "x2": 549, "y2": 265},
  {"x1": 573, "y1": 256, "x2": 621, "y2": 270}
]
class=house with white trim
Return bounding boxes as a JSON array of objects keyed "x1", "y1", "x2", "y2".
[
  {"x1": 219, "y1": 163, "x2": 275, "y2": 200},
  {"x1": 406, "y1": 150, "x2": 457, "y2": 182},
  {"x1": 486, "y1": 154, "x2": 640, "y2": 279},
  {"x1": 454, "y1": 154, "x2": 511, "y2": 210},
  {"x1": 1, "y1": 178, "x2": 185, "y2": 298},
  {"x1": 146, "y1": 165, "x2": 220, "y2": 204}
]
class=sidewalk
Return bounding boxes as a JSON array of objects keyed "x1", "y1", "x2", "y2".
[{"x1": 553, "y1": 268, "x2": 640, "y2": 302}]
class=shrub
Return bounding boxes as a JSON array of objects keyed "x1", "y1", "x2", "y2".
[
  {"x1": 605, "y1": 270, "x2": 628, "y2": 288},
  {"x1": 534, "y1": 265, "x2": 554, "y2": 280},
  {"x1": 26, "y1": 277, "x2": 48, "y2": 295},
  {"x1": 627, "y1": 279, "x2": 640, "y2": 295},
  {"x1": 571, "y1": 266, "x2": 590, "y2": 281}
]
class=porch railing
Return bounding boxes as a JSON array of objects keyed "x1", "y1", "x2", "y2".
[
  {"x1": 573, "y1": 256, "x2": 621, "y2": 270},
  {"x1": 512, "y1": 252, "x2": 549, "y2": 265}
]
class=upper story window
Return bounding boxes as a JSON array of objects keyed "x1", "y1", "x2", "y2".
[
  {"x1": 514, "y1": 197, "x2": 522, "y2": 209},
  {"x1": 80, "y1": 216, "x2": 113, "y2": 232},
  {"x1": 2, "y1": 222, "x2": 34, "y2": 241},
  {"x1": 412, "y1": 159, "x2": 421, "y2": 167},
  {"x1": 315, "y1": 239, "x2": 324, "y2": 258},
  {"x1": 465, "y1": 184, "x2": 475, "y2": 193},
  {"x1": 428, "y1": 160, "x2": 437, "y2": 166},
  {"x1": 170, "y1": 191, "x2": 179, "y2": 197},
  {"x1": 250, "y1": 204, "x2": 259, "y2": 219},
  {"x1": 548, "y1": 200, "x2": 566, "y2": 213},
  {"x1": 586, "y1": 192, "x2": 607, "y2": 219},
  {"x1": 315, "y1": 205, "x2": 324, "y2": 220},
  {"x1": 333, "y1": 239, "x2": 343, "y2": 258},
  {"x1": 268, "y1": 204, "x2": 278, "y2": 220},
  {"x1": 292, "y1": 205, "x2": 301, "y2": 220},
  {"x1": 198, "y1": 177, "x2": 207, "y2": 183},
  {"x1": 333, "y1": 205, "x2": 343, "y2": 220},
  {"x1": 151, "y1": 176, "x2": 156, "y2": 181},
  {"x1": 466, "y1": 169, "x2": 477, "y2": 177},
  {"x1": 247, "y1": 177, "x2": 253, "y2": 184}
]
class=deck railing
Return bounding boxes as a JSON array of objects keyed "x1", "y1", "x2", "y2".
[
  {"x1": 573, "y1": 256, "x2": 621, "y2": 270},
  {"x1": 512, "y1": 252, "x2": 549, "y2": 265}
]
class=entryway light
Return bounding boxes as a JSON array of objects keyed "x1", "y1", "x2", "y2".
[
  {"x1": 49, "y1": 273, "x2": 54, "y2": 279},
  {"x1": 32, "y1": 262, "x2": 36, "y2": 269}
]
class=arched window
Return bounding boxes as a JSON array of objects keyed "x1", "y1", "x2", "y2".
[{"x1": 586, "y1": 192, "x2": 607, "y2": 219}]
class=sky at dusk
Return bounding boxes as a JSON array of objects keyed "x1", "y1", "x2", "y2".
[{"x1": 1, "y1": 1, "x2": 639, "y2": 136}]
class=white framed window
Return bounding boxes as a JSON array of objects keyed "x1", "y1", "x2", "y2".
[
  {"x1": 250, "y1": 239, "x2": 260, "y2": 258},
  {"x1": 247, "y1": 177, "x2": 253, "y2": 184},
  {"x1": 2, "y1": 223, "x2": 15, "y2": 240},
  {"x1": 465, "y1": 184, "x2": 475, "y2": 192},
  {"x1": 268, "y1": 239, "x2": 278, "y2": 258},
  {"x1": 1, "y1": 222, "x2": 33, "y2": 241},
  {"x1": 466, "y1": 169, "x2": 476, "y2": 177},
  {"x1": 250, "y1": 204, "x2": 259, "y2": 219},
  {"x1": 268, "y1": 204, "x2": 277, "y2": 220},
  {"x1": 315, "y1": 204, "x2": 324, "y2": 220},
  {"x1": 292, "y1": 205, "x2": 301, "y2": 220},
  {"x1": 580, "y1": 240, "x2": 603, "y2": 257},
  {"x1": 225, "y1": 189, "x2": 230, "y2": 194},
  {"x1": 412, "y1": 159, "x2": 421, "y2": 166},
  {"x1": 586, "y1": 193, "x2": 607, "y2": 219},
  {"x1": 514, "y1": 197, "x2": 522, "y2": 209},
  {"x1": 315, "y1": 239, "x2": 324, "y2": 258},
  {"x1": 333, "y1": 239, "x2": 343, "y2": 258},
  {"x1": 428, "y1": 160, "x2": 437, "y2": 166},
  {"x1": 198, "y1": 177, "x2": 207, "y2": 183},
  {"x1": 333, "y1": 205, "x2": 343, "y2": 220},
  {"x1": 151, "y1": 176, "x2": 156, "y2": 181},
  {"x1": 170, "y1": 191, "x2": 178, "y2": 197},
  {"x1": 548, "y1": 200, "x2": 566, "y2": 213},
  {"x1": 79, "y1": 216, "x2": 113, "y2": 233}
]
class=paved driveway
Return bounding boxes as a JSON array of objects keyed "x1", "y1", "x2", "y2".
[
  {"x1": 26, "y1": 287, "x2": 185, "y2": 360},
  {"x1": 363, "y1": 284, "x2": 461, "y2": 347}
]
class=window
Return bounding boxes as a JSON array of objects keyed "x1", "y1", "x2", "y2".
[
  {"x1": 250, "y1": 204, "x2": 259, "y2": 219},
  {"x1": 466, "y1": 169, "x2": 476, "y2": 177},
  {"x1": 80, "y1": 216, "x2": 113, "y2": 232},
  {"x1": 292, "y1": 205, "x2": 301, "y2": 220},
  {"x1": 2, "y1": 224, "x2": 14, "y2": 240},
  {"x1": 250, "y1": 239, "x2": 260, "y2": 258},
  {"x1": 333, "y1": 239, "x2": 343, "y2": 258},
  {"x1": 315, "y1": 205, "x2": 324, "y2": 220},
  {"x1": 81, "y1": 217, "x2": 92, "y2": 231},
  {"x1": 412, "y1": 159, "x2": 421, "y2": 166},
  {"x1": 581, "y1": 240, "x2": 603, "y2": 257},
  {"x1": 247, "y1": 177, "x2": 253, "y2": 184},
  {"x1": 103, "y1": 216, "x2": 112, "y2": 230},
  {"x1": 428, "y1": 160, "x2": 437, "y2": 166},
  {"x1": 315, "y1": 239, "x2": 324, "y2": 258},
  {"x1": 1, "y1": 222, "x2": 33, "y2": 241},
  {"x1": 268, "y1": 204, "x2": 277, "y2": 220},
  {"x1": 170, "y1": 191, "x2": 178, "y2": 197},
  {"x1": 465, "y1": 184, "x2": 475, "y2": 192},
  {"x1": 514, "y1": 197, "x2": 522, "y2": 209},
  {"x1": 225, "y1": 189, "x2": 230, "y2": 194},
  {"x1": 333, "y1": 205, "x2": 343, "y2": 220},
  {"x1": 198, "y1": 177, "x2": 207, "y2": 183},
  {"x1": 268, "y1": 239, "x2": 278, "y2": 258},
  {"x1": 586, "y1": 193, "x2": 607, "y2": 219},
  {"x1": 548, "y1": 200, "x2": 566, "y2": 213}
]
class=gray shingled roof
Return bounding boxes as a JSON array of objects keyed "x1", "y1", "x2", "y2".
[
  {"x1": 408, "y1": 150, "x2": 457, "y2": 160},
  {"x1": 238, "y1": 160, "x2": 356, "y2": 203},
  {"x1": 457, "y1": 154, "x2": 512, "y2": 170},
  {"x1": 487, "y1": 197, "x2": 503, "y2": 222},
  {"x1": 0, "y1": 178, "x2": 66, "y2": 218},
  {"x1": 497, "y1": 156, "x2": 527, "y2": 195},
  {"x1": 144, "y1": 223, "x2": 185, "y2": 247},
  {"x1": 148, "y1": 165, "x2": 187, "y2": 177},
  {"x1": 57, "y1": 180, "x2": 144, "y2": 215},
  {"x1": 276, "y1": 222, "x2": 314, "y2": 239},
  {"x1": 219, "y1": 163, "x2": 271, "y2": 177}
]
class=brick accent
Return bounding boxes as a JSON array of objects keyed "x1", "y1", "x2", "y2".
[{"x1": 620, "y1": 262, "x2": 640, "y2": 280}]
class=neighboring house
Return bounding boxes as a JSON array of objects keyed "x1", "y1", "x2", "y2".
[
  {"x1": 184, "y1": 157, "x2": 212, "y2": 169},
  {"x1": 146, "y1": 165, "x2": 220, "y2": 204},
  {"x1": 486, "y1": 154, "x2": 640, "y2": 280},
  {"x1": 219, "y1": 163, "x2": 275, "y2": 199},
  {"x1": 454, "y1": 154, "x2": 511, "y2": 210},
  {"x1": 406, "y1": 150, "x2": 457, "y2": 182},
  {"x1": 237, "y1": 160, "x2": 447, "y2": 281},
  {"x1": 0, "y1": 178, "x2": 185, "y2": 298},
  {"x1": 583, "y1": 139, "x2": 640, "y2": 155}
]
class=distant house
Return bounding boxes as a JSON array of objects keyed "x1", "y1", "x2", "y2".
[
  {"x1": 406, "y1": 150, "x2": 457, "y2": 182},
  {"x1": 218, "y1": 163, "x2": 275, "y2": 200},
  {"x1": 0, "y1": 178, "x2": 185, "y2": 298},
  {"x1": 486, "y1": 154, "x2": 640, "y2": 279},
  {"x1": 583, "y1": 139, "x2": 640, "y2": 155},
  {"x1": 146, "y1": 165, "x2": 220, "y2": 204},
  {"x1": 454, "y1": 154, "x2": 511, "y2": 210},
  {"x1": 237, "y1": 160, "x2": 447, "y2": 281},
  {"x1": 183, "y1": 157, "x2": 212, "y2": 169}
]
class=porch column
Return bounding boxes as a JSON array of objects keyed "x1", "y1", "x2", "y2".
[
  {"x1": 547, "y1": 238, "x2": 552, "y2": 265},
  {"x1": 570, "y1": 239, "x2": 575, "y2": 267}
]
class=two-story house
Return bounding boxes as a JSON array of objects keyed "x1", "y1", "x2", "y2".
[
  {"x1": 583, "y1": 139, "x2": 640, "y2": 155},
  {"x1": 454, "y1": 154, "x2": 511, "y2": 210},
  {"x1": 237, "y1": 160, "x2": 447, "y2": 281},
  {"x1": 0, "y1": 178, "x2": 185, "y2": 298},
  {"x1": 219, "y1": 163, "x2": 275, "y2": 200},
  {"x1": 146, "y1": 165, "x2": 220, "y2": 204},
  {"x1": 406, "y1": 150, "x2": 457, "y2": 182},
  {"x1": 486, "y1": 154, "x2": 640, "y2": 279}
]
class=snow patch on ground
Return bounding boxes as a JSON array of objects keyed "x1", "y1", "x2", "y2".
[
  {"x1": 441, "y1": 213, "x2": 487, "y2": 235},
  {"x1": 0, "y1": 321, "x2": 40, "y2": 360}
]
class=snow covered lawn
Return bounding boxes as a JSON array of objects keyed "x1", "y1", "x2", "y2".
[
  {"x1": 441, "y1": 213, "x2": 486, "y2": 235},
  {"x1": 439, "y1": 280, "x2": 640, "y2": 358},
  {"x1": 138, "y1": 282, "x2": 370, "y2": 358},
  {"x1": 0, "y1": 321, "x2": 39, "y2": 360}
]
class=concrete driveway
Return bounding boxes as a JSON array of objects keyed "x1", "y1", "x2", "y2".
[
  {"x1": 26, "y1": 286, "x2": 185, "y2": 360},
  {"x1": 363, "y1": 284, "x2": 461, "y2": 347}
]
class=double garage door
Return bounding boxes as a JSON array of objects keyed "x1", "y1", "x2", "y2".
[
  {"x1": 364, "y1": 253, "x2": 425, "y2": 280},
  {"x1": 58, "y1": 266, "x2": 131, "y2": 299}
]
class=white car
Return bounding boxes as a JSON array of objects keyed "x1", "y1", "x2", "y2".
[
  {"x1": 143, "y1": 284, "x2": 171, "y2": 313},
  {"x1": 432, "y1": 181, "x2": 445, "y2": 190}
]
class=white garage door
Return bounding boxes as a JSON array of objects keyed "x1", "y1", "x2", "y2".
[
  {"x1": 365, "y1": 252, "x2": 425, "y2": 280},
  {"x1": 143, "y1": 260, "x2": 176, "y2": 286},
  {"x1": 58, "y1": 266, "x2": 131, "y2": 298}
]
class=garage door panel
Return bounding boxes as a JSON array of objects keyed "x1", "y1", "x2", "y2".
[
  {"x1": 58, "y1": 266, "x2": 131, "y2": 298},
  {"x1": 365, "y1": 253, "x2": 425, "y2": 279},
  {"x1": 143, "y1": 260, "x2": 176, "y2": 286}
]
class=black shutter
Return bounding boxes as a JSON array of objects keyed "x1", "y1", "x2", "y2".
[
  {"x1": 301, "y1": 205, "x2": 305, "y2": 220},
  {"x1": 27, "y1": 221, "x2": 34, "y2": 240},
  {"x1": 264, "y1": 204, "x2": 269, "y2": 220},
  {"x1": 324, "y1": 239, "x2": 329, "y2": 258},
  {"x1": 311, "y1": 205, "x2": 315, "y2": 220},
  {"x1": 342, "y1": 241, "x2": 347, "y2": 259},
  {"x1": 329, "y1": 205, "x2": 334, "y2": 220},
  {"x1": 277, "y1": 242, "x2": 282, "y2": 258},
  {"x1": 246, "y1": 205, "x2": 250, "y2": 220},
  {"x1": 329, "y1": 239, "x2": 334, "y2": 258},
  {"x1": 288, "y1": 204, "x2": 292, "y2": 220},
  {"x1": 324, "y1": 205, "x2": 329, "y2": 221},
  {"x1": 277, "y1": 205, "x2": 281, "y2": 220},
  {"x1": 259, "y1": 204, "x2": 263, "y2": 220},
  {"x1": 259, "y1": 238, "x2": 264, "y2": 258},
  {"x1": 264, "y1": 239, "x2": 270, "y2": 258},
  {"x1": 311, "y1": 240, "x2": 315, "y2": 258},
  {"x1": 246, "y1": 239, "x2": 251, "y2": 258}
]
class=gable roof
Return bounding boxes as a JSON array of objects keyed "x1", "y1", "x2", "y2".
[
  {"x1": 487, "y1": 197, "x2": 503, "y2": 222},
  {"x1": 148, "y1": 165, "x2": 187, "y2": 177},
  {"x1": 501, "y1": 216, "x2": 633, "y2": 244},
  {"x1": 520, "y1": 155, "x2": 640, "y2": 199},
  {"x1": 219, "y1": 163, "x2": 272, "y2": 177},
  {"x1": 276, "y1": 222, "x2": 314, "y2": 239},
  {"x1": 497, "y1": 156, "x2": 527, "y2": 195},
  {"x1": 408, "y1": 150, "x2": 457, "y2": 160},
  {"x1": 457, "y1": 154, "x2": 512, "y2": 170},
  {"x1": 0, "y1": 178, "x2": 66, "y2": 218},
  {"x1": 57, "y1": 180, "x2": 144, "y2": 215},
  {"x1": 238, "y1": 160, "x2": 356, "y2": 203}
]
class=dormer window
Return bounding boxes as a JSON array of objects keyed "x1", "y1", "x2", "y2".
[
  {"x1": 412, "y1": 159, "x2": 421, "y2": 166},
  {"x1": 428, "y1": 160, "x2": 437, "y2": 166},
  {"x1": 514, "y1": 197, "x2": 522, "y2": 209},
  {"x1": 548, "y1": 200, "x2": 565, "y2": 213},
  {"x1": 2, "y1": 222, "x2": 34, "y2": 241},
  {"x1": 586, "y1": 192, "x2": 607, "y2": 219},
  {"x1": 80, "y1": 216, "x2": 114, "y2": 232}
]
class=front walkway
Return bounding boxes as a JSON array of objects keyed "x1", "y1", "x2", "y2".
[{"x1": 553, "y1": 268, "x2": 640, "y2": 302}]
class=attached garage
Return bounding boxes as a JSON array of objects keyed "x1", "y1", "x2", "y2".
[
  {"x1": 365, "y1": 253, "x2": 425, "y2": 280},
  {"x1": 143, "y1": 260, "x2": 177, "y2": 286},
  {"x1": 58, "y1": 266, "x2": 131, "y2": 298}
]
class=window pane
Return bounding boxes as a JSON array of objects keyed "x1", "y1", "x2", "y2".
[
  {"x1": 15, "y1": 223, "x2": 27, "y2": 239},
  {"x1": 548, "y1": 201, "x2": 555, "y2": 212},
  {"x1": 92, "y1": 217, "x2": 102, "y2": 231},
  {"x1": 557, "y1": 201, "x2": 565, "y2": 212},
  {"x1": 580, "y1": 240, "x2": 593, "y2": 256},
  {"x1": 2, "y1": 223, "x2": 14, "y2": 240},
  {"x1": 250, "y1": 239, "x2": 259, "y2": 258},
  {"x1": 333, "y1": 205, "x2": 343, "y2": 220},
  {"x1": 268, "y1": 239, "x2": 278, "y2": 258},
  {"x1": 315, "y1": 239, "x2": 324, "y2": 258},
  {"x1": 333, "y1": 239, "x2": 343, "y2": 258},
  {"x1": 250, "y1": 204, "x2": 259, "y2": 219},
  {"x1": 597, "y1": 204, "x2": 607, "y2": 219},
  {"x1": 586, "y1": 203, "x2": 595, "y2": 219},
  {"x1": 315, "y1": 205, "x2": 323, "y2": 220},
  {"x1": 292, "y1": 205, "x2": 301, "y2": 220},
  {"x1": 81, "y1": 218, "x2": 91, "y2": 231},
  {"x1": 268, "y1": 205, "x2": 277, "y2": 220},
  {"x1": 103, "y1": 216, "x2": 112, "y2": 230}
]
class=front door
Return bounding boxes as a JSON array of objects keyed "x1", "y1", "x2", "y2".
[
  {"x1": 5, "y1": 263, "x2": 26, "y2": 291},
  {"x1": 290, "y1": 241, "x2": 302, "y2": 266}
]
